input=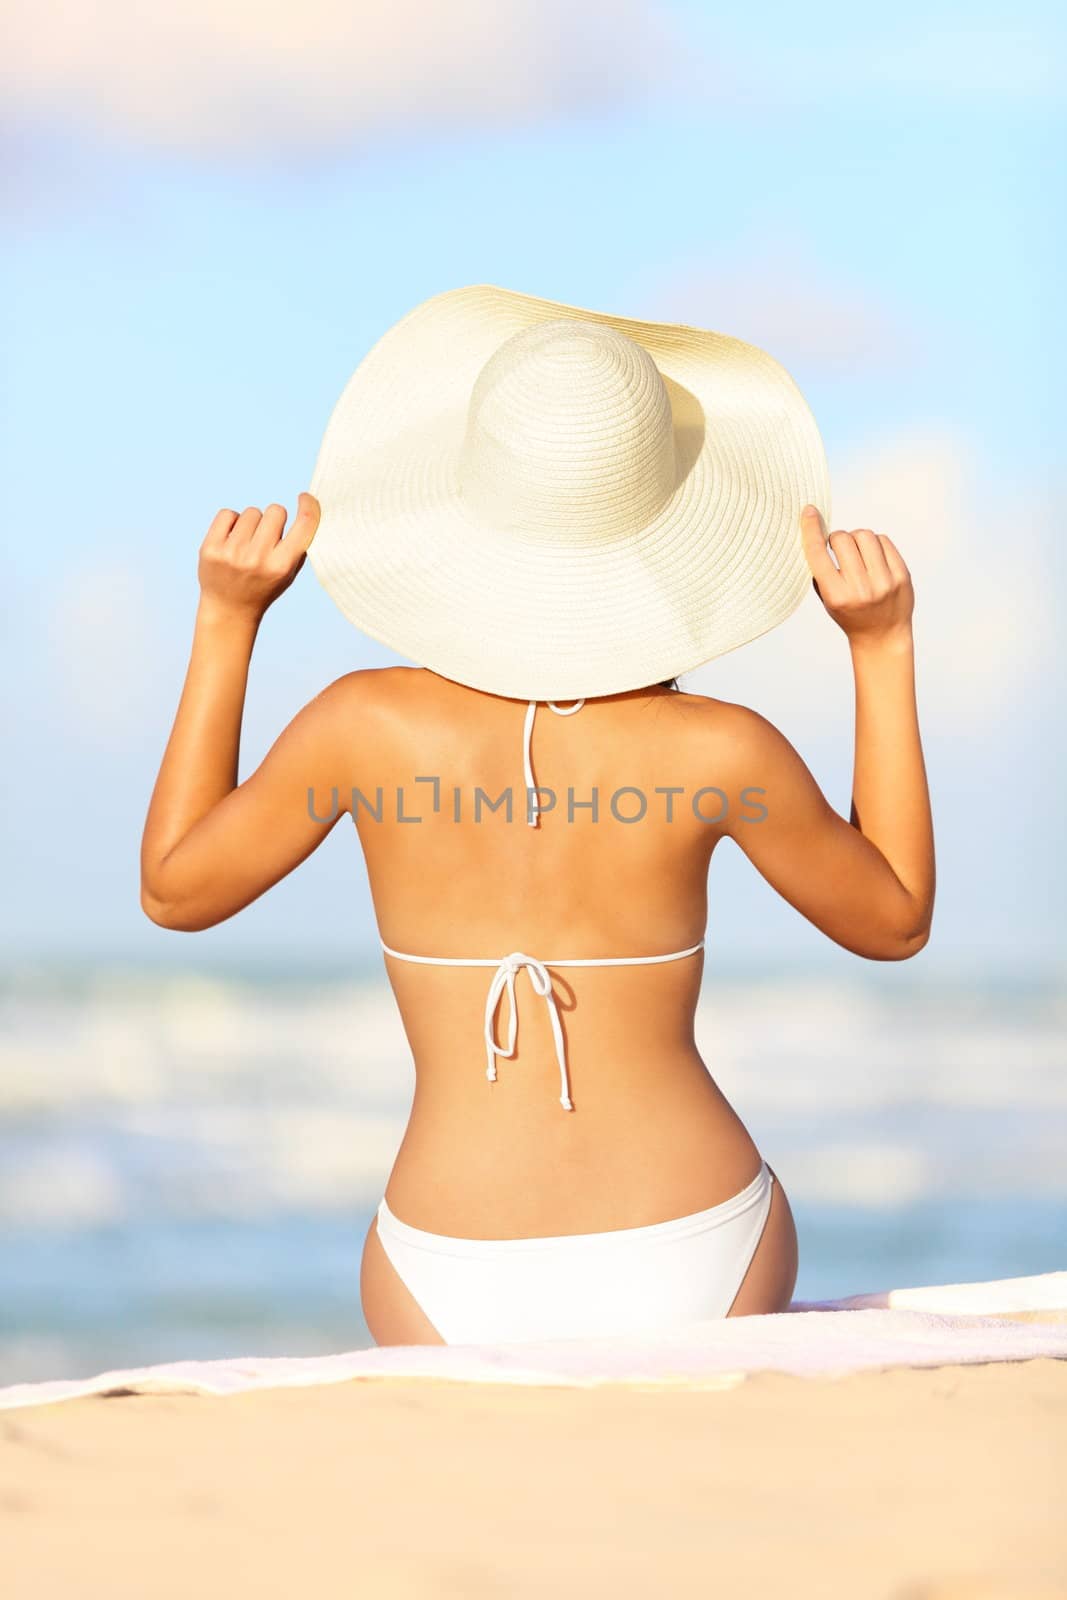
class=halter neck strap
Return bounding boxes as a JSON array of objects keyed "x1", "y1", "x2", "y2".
[{"x1": 523, "y1": 699, "x2": 585, "y2": 828}]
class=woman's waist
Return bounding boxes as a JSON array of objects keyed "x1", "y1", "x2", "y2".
[{"x1": 384, "y1": 1069, "x2": 763, "y2": 1238}]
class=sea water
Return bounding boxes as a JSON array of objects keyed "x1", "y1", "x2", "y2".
[{"x1": 0, "y1": 962, "x2": 1063, "y2": 1384}]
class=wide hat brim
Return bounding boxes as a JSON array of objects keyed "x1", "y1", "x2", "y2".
[{"x1": 308, "y1": 284, "x2": 832, "y2": 700}]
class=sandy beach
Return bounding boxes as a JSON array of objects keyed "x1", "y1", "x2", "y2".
[{"x1": 3, "y1": 1359, "x2": 1065, "y2": 1600}]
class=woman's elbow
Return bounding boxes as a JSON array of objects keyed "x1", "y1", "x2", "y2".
[
  {"x1": 869, "y1": 910, "x2": 933, "y2": 961},
  {"x1": 832, "y1": 900, "x2": 932, "y2": 961},
  {"x1": 882, "y1": 924, "x2": 931, "y2": 961},
  {"x1": 140, "y1": 882, "x2": 209, "y2": 933}
]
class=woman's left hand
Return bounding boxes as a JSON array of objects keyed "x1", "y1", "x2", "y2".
[{"x1": 197, "y1": 492, "x2": 321, "y2": 620}]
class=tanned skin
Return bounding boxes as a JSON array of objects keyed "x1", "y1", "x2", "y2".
[{"x1": 142, "y1": 497, "x2": 934, "y2": 1344}]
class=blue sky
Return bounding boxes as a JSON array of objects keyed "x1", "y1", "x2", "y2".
[{"x1": 2, "y1": 0, "x2": 1063, "y2": 974}]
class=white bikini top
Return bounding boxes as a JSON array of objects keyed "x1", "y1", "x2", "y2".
[{"x1": 380, "y1": 699, "x2": 706, "y2": 1111}]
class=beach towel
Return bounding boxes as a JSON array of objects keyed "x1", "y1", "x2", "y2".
[{"x1": 2, "y1": 1271, "x2": 1064, "y2": 1412}]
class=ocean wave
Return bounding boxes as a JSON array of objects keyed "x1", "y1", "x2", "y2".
[
  {"x1": 0, "y1": 970, "x2": 1063, "y2": 1230},
  {"x1": 1, "y1": 974, "x2": 1062, "y2": 1115}
]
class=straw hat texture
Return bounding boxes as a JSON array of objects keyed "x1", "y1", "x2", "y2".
[{"x1": 308, "y1": 283, "x2": 831, "y2": 700}]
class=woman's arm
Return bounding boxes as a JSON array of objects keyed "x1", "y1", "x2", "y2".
[
  {"x1": 140, "y1": 494, "x2": 357, "y2": 931},
  {"x1": 715, "y1": 506, "x2": 935, "y2": 960}
]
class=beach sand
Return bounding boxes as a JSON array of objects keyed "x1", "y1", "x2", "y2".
[{"x1": 2, "y1": 1359, "x2": 1065, "y2": 1599}]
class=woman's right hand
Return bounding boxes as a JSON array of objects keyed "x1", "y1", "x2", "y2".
[
  {"x1": 800, "y1": 504, "x2": 914, "y2": 647},
  {"x1": 197, "y1": 492, "x2": 321, "y2": 622}
]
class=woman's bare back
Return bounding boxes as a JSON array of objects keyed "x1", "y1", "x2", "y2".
[{"x1": 348, "y1": 668, "x2": 768, "y2": 1235}]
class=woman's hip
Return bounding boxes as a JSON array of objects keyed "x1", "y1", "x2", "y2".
[{"x1": 362, "y1": 1156, "x2": 795, "y2": 1346}]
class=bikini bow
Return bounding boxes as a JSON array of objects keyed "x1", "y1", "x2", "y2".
[{"x1": 483, "y1": 951, "x2": 573, "y2": 1111}]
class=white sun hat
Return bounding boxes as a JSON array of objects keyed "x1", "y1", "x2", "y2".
[{"x1": 308, "y1": 283, "x2": 831, "y2": 701}]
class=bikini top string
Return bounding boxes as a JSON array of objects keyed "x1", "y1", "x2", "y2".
[
  {"x1": 380, "y1": 941, "x2": 707, "y2": 1113},
  {"x1": 523, "y1": 699, "x2": 585, "y2": 829}
]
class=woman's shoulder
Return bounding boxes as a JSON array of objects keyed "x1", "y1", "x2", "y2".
[
  {"x1": 306, "y1": 671, "x2": 791, "y2": 760},
  {"x1": 660, "y1": 688, "x2": 796, "y2": 779},
  {"x1": 282, "y1": 668, "x2": 424, "y2": 765},
  {"x1": 322, "y1": 665, "x2": 423, "y2": 692},
  {"x1": 309, "y1": 665, "x2": 426, "y2": 716},
  {"x1": 665, "y1": 686, "x2": 784, "y2": 740}
]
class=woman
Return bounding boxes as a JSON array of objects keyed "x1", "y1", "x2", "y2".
[{"x1": 141, "y1": 285, "x2": 934, "y2": 1347}]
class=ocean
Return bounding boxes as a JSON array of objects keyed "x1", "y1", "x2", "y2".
[{"x1": 1, "y1": 962, "x2": 1063, "y2": 1385}]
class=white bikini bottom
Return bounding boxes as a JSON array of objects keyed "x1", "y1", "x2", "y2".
[{"x1": 373, "y1": 1160, "x2": 775, "y2": 1345}]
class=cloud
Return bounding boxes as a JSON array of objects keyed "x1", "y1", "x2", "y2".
[
  {"x1": 5, "y1": 5, "x2": 1055, "y2": 178},
  {"x1": 687, "y1": 427, "x2": 1056, "y2": 740},
  {"x1": 2, "y1": 0, "x2": 692, "y2": 160}
]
